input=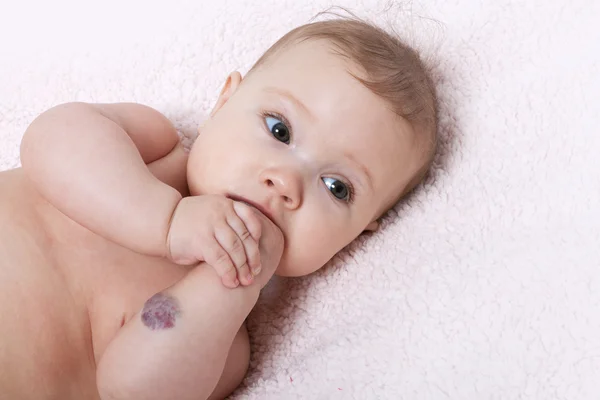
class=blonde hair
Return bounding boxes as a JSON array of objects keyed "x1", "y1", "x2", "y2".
[{"x1": 248, "y1": 14, "x2": 438, "y2": 209}]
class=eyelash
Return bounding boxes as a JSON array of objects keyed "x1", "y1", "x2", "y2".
[
  {"x1": 261, "y1": 111, "x2": 293, "y2": 139},
  {"x1": 343, "y1": 180, "x2": 356, "y2": 204},
  {"x1": 259, "y1": 110, "x2": 356, "y2": 205}
]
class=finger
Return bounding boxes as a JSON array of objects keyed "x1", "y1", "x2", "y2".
[
  {"x1": 200, "y1": 235, "x2": 239, "y2": 288},
  {"x1": 213, "y1": 222, "x2": 254, "y2": 286},
  {"x1": 226, "y1": 211, "x2": 262, "y2": 278},
  {"x1": 232, "y1": 201, "x2": 262, "y2": 241}
]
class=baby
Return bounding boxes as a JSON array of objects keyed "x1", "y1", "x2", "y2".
[{"x1": 0, "y1": 17, "x2": 437, "y2": 400}]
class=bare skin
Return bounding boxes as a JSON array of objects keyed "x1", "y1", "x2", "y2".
[
  {"x1": 0, "y1": 150, "x2": 263, "y2": 400},
  {"x1": 0, "y1": 166, "x2": 188, "y2": 400},
  {"x1": 0, "y1": 40, "x2": 419, "y2": 399}
]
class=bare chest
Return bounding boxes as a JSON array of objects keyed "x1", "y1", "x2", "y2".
[{"x1": 0, "y1": 168, "x2": 189, "y2": 399}]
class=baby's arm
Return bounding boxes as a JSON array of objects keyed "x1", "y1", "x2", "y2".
[
  {"x1": 97, "y1": 212, "x2": 283, "y2": 400},
  {"x1": 96, "y1": 263, "x2": 261, "y2": 400},
  {"x1": 20, "y1": 102, "x2": 182, "y2": 257}
]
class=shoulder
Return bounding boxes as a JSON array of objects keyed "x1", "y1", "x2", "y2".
[{"x1": 95, "y1": 102, "x2": 180, "y2": 164}]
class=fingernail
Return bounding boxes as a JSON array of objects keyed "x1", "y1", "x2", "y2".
[
  {"x1": 253, "y1": 265, "x2": 262, "y2": 276},
  {"x1": 246, "y1": 273, "x2": 253, "y2": 283}
]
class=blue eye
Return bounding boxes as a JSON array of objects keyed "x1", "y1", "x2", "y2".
[
  {"x1": 265, "y1": 115, "x2": 291, "y2": 144},
  {"x1": 322, "y1": 177, "x2": 352, "y2": 202}
]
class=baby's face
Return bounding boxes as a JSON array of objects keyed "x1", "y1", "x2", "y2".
[{"x1": 188, "y1": 39, "x2": 418, "y2": 276}]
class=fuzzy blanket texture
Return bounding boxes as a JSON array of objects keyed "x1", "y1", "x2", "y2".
[{"x1": 1, "y1": 0, "x2": 599, "y2": 398}]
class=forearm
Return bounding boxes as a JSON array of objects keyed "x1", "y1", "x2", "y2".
[
  {"x1": 96, "y1": 264, "x2": 260, "y2": 400},
  {"x1": 20, "y1": 102, "x2": 181, "y2": 257}
]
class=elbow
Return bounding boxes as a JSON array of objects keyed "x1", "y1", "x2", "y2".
[
  {"x1": 20, "y1": 106, "x2": 45, "y2": 171},
  {"x1": 20, "y1": 107, "x2": 49, "y2": 181},
  {"x1": 20, "y1": 102, "x2": 83, "y2": 172}
]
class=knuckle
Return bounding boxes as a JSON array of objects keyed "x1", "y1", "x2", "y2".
[
  {"x1": 238, "y1": 229, "x2": 252, "y2": 242},
  {"x1": 223, "y1": 268, "x2": 237, "y2": 278},
  {"x1": 249, "y1": 251, "x2": 261, "y2": 266},
  {"x1": 227, "y1": 236, "x2": 245, "y2": 253},
  {"x1": 227, "y1": 243, "x2": 248, "y2": 269},
  {"x1": 213, "y1": 249, "x2": 234, "y2": 271},
  {"x1": 242, "y1": 214, "x2": 262, "y2": 239}
]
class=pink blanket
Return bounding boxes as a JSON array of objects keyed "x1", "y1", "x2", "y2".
[{"x1": 1, "y1": 0, "x2": 599, "y2": 398}]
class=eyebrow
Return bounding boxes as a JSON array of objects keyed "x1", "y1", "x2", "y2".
[
  {"x1": 344, "y1": 150, "x2": 374, "y2": 192},
  {"x1": 264, "y1": 87, "x2": 315, "y2": 122}
]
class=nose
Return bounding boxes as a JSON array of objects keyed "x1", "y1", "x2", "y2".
[{"x1": 259, "y1": 167, "x2": 302, "y2": 210}]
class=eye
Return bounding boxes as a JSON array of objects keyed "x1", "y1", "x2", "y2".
[
  {"x1": 322, "y1": 177, "x2": 354, "y2": 203},
  {"x1": 265, "y1": 115, "x2": 291, "y2": 144}
]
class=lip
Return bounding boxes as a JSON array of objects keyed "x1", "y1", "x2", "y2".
[{"x1": 226, "y1": 193, "x2": 279, "y2": 229}]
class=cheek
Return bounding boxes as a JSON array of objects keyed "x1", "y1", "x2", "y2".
[
  {"x1": 187, "y1": 132, "x2": 261, "y2": 195},
  {"x1": 276, "y1": 214, "x2": 358, "y2": 277},
  {"x1": 186, "y1": 138, "x2": 232, "y2": 194}
]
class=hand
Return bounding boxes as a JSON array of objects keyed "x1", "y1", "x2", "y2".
[
  {"x1": 166, "y1": 195, "x2": 282, "y2": 288},
  {"x1": 251, "y1": 208, "x2": 284, "y2": 289}
]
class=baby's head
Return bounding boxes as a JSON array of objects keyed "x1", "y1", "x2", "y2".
[{"x1": 188, "y1": 17, "x2": 438, "y2": 276}]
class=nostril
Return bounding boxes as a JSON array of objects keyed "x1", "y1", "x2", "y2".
[
  {"x1": 266, "y1": 179, "x2": 274, "y2": 187},
  {"x1": 283, "y1": 196, "x2": 291, "y2": 203}
]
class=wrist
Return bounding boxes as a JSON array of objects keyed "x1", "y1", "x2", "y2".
[
  {"x1": 151, "y1": 181, "x2": 182, "y2": 259},
  {"x1": 177, "y1": 264, "x2": 261, "y2": 311}
]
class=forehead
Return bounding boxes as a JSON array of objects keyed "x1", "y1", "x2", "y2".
[{"x1": 248, "y1": 40, "x2": 417, "y2": 204}]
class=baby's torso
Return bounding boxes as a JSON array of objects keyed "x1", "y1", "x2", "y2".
[{"x1": 0, "y1": 168, "x2": 190, "y2": 400}]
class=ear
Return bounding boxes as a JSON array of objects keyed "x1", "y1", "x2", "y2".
[
  {"x1": 209, "y1": 71, "x2": 243, "y2": 118},
  {"x1": 363, "y1": 220, "x2": 379, "y2": 233}
]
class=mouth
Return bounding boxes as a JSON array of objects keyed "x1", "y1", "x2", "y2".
[{"x1": 225, "y1": 193, "x2": 279, "y2": 230}]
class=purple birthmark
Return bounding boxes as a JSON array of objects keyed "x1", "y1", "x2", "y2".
[{"x1": 141, "y1": 293, "x2": 181, "y2": 330}]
